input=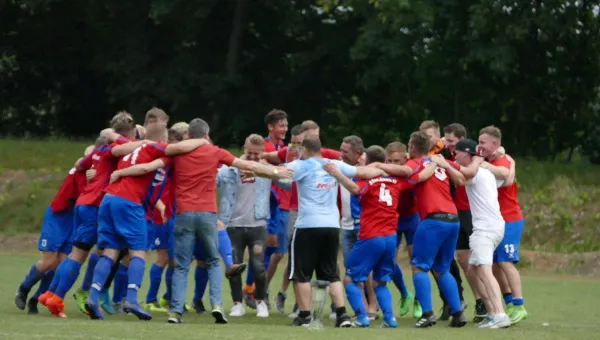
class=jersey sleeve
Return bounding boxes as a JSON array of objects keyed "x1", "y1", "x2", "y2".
[
  {"x1": 406, "y1": 159, "x2": 422, "y2": 174},
  {"x1": 322, "y1": 148, "x2": 341, "y2": 160},
  {"x1": 334, "y1": 160, "x2": 357, "y2": 178},
  {"x1": 355, "y1": 179, "x2": 368, "y2": 197},
  {"x1": 216, "y1": 147, "x2": 236, "y2": 166},
  {"x1": 492, "y1": 156, "x2": 511, "y2": 170},
  {"x1": 447, "y1": 160, "x2": 461, "y2": 171},
  {"x1": 287, "y1": 160, "x2": 306, "y2": 181},
  {"x1": 115, "y1": 136, "x2": 130, "y2": 145},
  {"x1": 277, "y1": 147, "x2": 288, "y2": 163},
  {"x1": 78, "y1": 151, "x2": 95, "y2": 170}
]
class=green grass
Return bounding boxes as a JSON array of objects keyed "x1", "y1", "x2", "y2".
[{"x1": 1, "y1": 252, "x2": 599, "y2": 339}]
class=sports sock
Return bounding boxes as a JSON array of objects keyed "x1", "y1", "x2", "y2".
[
  {"x1": 245, "y1": 266, "x2": 255, "y2": 286},
  {"x1": 374, "y1": 285, "x2": 394, "y2": 320},
  {"x1": 146, "y1": 264, "x2": 165, "y2": 303},
  {"x1": 112, "y1": 263, "x2": 128, "y2": 304},
  {"x1": 437, "y1": 272, "x2": 462, "y2": 314},
  {"x1": 344, "y1": 281, "x2": 366, "y2": 318},
  {"x1": 512, "y1": 297, "x2": 524, "y2": 306},
  {"x1": 33, "y1": 270, "x2": 54, "y2": 299},
  {"x1": 47, "y1": 270, "x2": 60, "y2": 293},
  {"x1": 54, "y1": 258, "x2": 82, "y2": 299},
  {"x1": 392, "y1": 264, "x2": 408, "y2": 297},
  {"x1": 81, "y1": 252, "x2": 99, "y2": 291},
  {"x1": 165, "y1": 266, "x2": 174, "y2": 302},
  {"x1": 335, "y1": 306, "x2": 347, "y2": 318},
  {"x1": 503, "y1": 293, "x2": 513, "y2": 305},
  {"x1": 88, "y1": 256, "x2": 114, "y2": 304},
  {"x1": 103, "y1": 254, "x2": 123, "y2": 290},
  {"x1": 413, "y1": 271, "x2": 432, "y2": 313},
  {"x1": 21, "y1": 263, "x2": 46, "y2": 291},
  {"x1": 194, "y1": 266, "x2": 209, "y2": 302},
  {"x1": 217, "y1": 230, "x2": 234, "y2": 269},
  {"x1": 126, "y1": 256, "x2": 145, "y2": 305}
]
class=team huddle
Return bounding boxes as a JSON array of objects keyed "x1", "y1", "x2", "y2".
[{"x1": 14, "y1": 108, "x2": 528, "y2": 329}]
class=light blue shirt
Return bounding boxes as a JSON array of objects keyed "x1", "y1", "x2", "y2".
[{"x1": 286, "y1": 158, "x2": 357, "y2": 228}]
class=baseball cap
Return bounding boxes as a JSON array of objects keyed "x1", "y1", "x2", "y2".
[{"x1": 455, "y1": 139, "x2": 480, "y2": 156}]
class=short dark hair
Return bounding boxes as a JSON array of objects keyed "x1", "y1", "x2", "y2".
[
  {"x1": 409, "y1": 131, "x2": 431, "y2": 156},
  {"x1": 302, "y1": 135, "x2": 321, "y2": 153},
  {"x1": 385, "y1": 141, "x2": 406, "y2": 154},
  {"x1": 168, "y1": 129, "x2": 184, "y2": 142},
  {"x1": 479, "y1": 125, "x2": 502, "y2": 140},
  {"x1": 290, "y1": 125, "x2": 304, "y2": 136},
  {"x1": 264, "y1": 109, "x2": 288, "y2": 125},
  {"x1": 444, "y1": 123, "x2": 467, "y2": 138},
  {"x1": 144, "y1": 107, "x2": 169, "y2": 126},
  {"x1": 301, "y1": 120, "x2": 319, "y2": 131},
  {"x1": 419, "y1": 120, "x2": 439, "y2": 131},
  {"x1": 188, "y1": 118, "x2": 210, "y2": 138},
  {"x1": 110, "y1": 111, "x2": 135, "y2": 135},
  {"x1": 365, "y1": 145, "x2": 386, "y2": 164},
  {"x1": 342, "y1": 135, "x2": 365, "y2": 154}
]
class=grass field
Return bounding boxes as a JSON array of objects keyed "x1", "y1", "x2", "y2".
[{"x1": 1, "y1": 251, "x2": 599, "y2": 340}]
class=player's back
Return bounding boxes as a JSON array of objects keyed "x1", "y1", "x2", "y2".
[
  {"x1": 50, "y1": 167, "x2": 85, "y2": 213},
  {"x1": 146, "y1": 166, "x2": 174, "y2": 224},
  {"x1": 407, "y1": 157, "x2": 457, "y2": 219},
  {"x1": 77, "y1": 145, "x2": 117, "y2": 206},
  {"x1": 490, "y1": 155, "x2": 522, "y2": 221},
  {"x1": 359, "y1": 176, "x2": 411, "y2": 239}
]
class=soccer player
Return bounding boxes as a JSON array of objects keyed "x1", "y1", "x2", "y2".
[
  {"x1": 14, "y1": 147, "x2": 89, "y2": 314},
  {"x1": 452, "y1": 138, "x2": 511, "y2": 328},
  {"x1": 384, "y1": 141, "x2": 419, "y2": 317},
  {"x1": 134, "y1": 107, "x2": 170, "y2": 139},
  {"x1": 164, "y1": 118, "x2": 293, "y2": 324},
  {"x1": 325, "y1": 145, "x2": 437, "y2": 328},
  {"x1": 372, "y1": 131, "x2": 468, "y2": 328},
  {"x1": 477, "y1": 126, "x2": 527, "y2": 324}
]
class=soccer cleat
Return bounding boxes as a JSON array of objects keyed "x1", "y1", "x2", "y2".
[
  {"x1": 477, "y1": 315, "x2": 493, "y2": 328},
  {"x1": 291, "y1": 315, "x2": 312, "y2": 327},
  {"x1": 509, "y1": 305, "x2": 528, "y2": 325},
  {"x1": 159, "y1": 297, "x2": 169, "y2": 309},
  {"x1": 335, "y1": 313, "x2": 352, "y2": 328},
  {"x1": 479, "y1": 314, "x2": 511, "y2": 328},
  {"x1": 73, "y1": 289, "x2": 89, "y2": 315},
  {"x1": 275, "y1": 292, "x2": 286, "y2": 314},
  {"x1": 47, "y1": 296, "x2": 67, "y2": 318},
  {"x1": 168, "y1": 312, "x2": 183, "y2": 324},
  {"x1": 438, "y1": 303, "x2": 451, "y2": 321},
  {"x1": 193, "y1": 299, "x2": 207, "y2": 315},
  {"x1": 183, "y1": 303, "x2": 192, "y2": 313},
  {"x1": 229, "y1": 303, "x2": 246, "y2": 317},
  {"x1": 413, "y1": 312, "x2": 437, "y2": 328},
  {"x1": 113, "y1": 302, "x2": 126, "y2": 315},
  {"x1": 100, "y1": 290, "x2": 115, "y2": 315},
  {"x1": 243, "y1": 284, "x2": 257, "y2": 309},
  {"x1": 505, "y1": 302, "x2": 515, "y2": 316},
  {"x1": 380, "y1": 317, "x2": 398, "y2": 328},
  {"x1": 144, "y1": 301, "x2": 168, "y2": 313},
  {"x1": 15, "y1": 285, "x2": 29, "y2": 310},
  {"x1": 473, "y1": 299, "x2": 487, "y2": 323},
  {"x1": 352, "y1": 315, "x2": 371, "y2": 328},
  {"x1": 412, "y1": 300, "x2": 423, "y2": 319},
  {"x1": 38, "y1": 291, "x2": 53, "y2": 307},
  {"x1": 256, "y1": 301, "x2": 269, "y2": 318},
  {"x1": 123, "y1": 301, "x2": 153, "y2": 321},
  {"x1": 27, "y1": 297, "x2": 39, "y2": 315},
  {"x1": 448, "y1": 310, "x2": 468, "y2": 328},
  {"x1": 399, "y1": 291, "x2": 414, "y2": 316},
  {"x1": 212, "y1": 305, "x2": 228, "y2": 324},
  {"x1": 225, "y1": 263, "x2": 247, "y2": 278},
  {"x1": 288, "y1": 303, "x2": 299, "y2": 318},
  {"x1": 85, "y1": 300, "x2": 105, "y2": 320}
]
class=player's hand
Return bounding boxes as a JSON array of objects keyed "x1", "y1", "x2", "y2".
[
  {"x1": 109, "y1": 170, "x2": 121, "y2": 184},
  {"x1": 494, "y1": 146, "x2": 506, "y2": 157},
  {"x1": 275, "y1": 166, "x2": 294, "y2": 179},
  {"x1": 240, "y1": 169, "x2": 255, "y2": 181},
  {"x1": 86, "y1": 166, "x2": 97, "y2": 181},
  {"x1": 217, "y1": 219, "x2": 226, "y2": 230},
  {"x1": 431, "y1": 154, "x2": 447, "y2": 167},
  {"x1": 323, "y1": 162, "x2": 340, "y2": 175},
  {"x1": 160, "y1": 210, "x2": 167, "y2": 224}
]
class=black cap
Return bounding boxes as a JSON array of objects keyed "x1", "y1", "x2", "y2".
[{"x1": 455, "y1": 139, "x2": 480, "y2": 156}]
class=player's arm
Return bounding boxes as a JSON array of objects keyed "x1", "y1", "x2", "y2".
[
  {"x1": 480, "y1": 159, "x2": 510, "y2": 181},
  {"x1": 112, "y1": 140, "x2": 147, "y2": 157},
  {"x1": 459, "y1": 155, "x2": 484, "y2": 180},
  {"x1": 231, "y1": 159, "x2": 293, "y2": 180},
  {"x1": 165, "y1": 138, "x2": 210, "y2": 156},
  {"x1": 354, "y1": 165, "x2": 386, "y2": 179},
  {"x1": 323, "y1": 162, "x2": 360, "y2": 195},
  {"x1": 110, "y1": 158, "x2": 166, "y2": 183},
  {"x1": 273, "y1": 176, "x2": 292, "y2": 191},
  {"x1": 155, "y1": 199, "x2": 167, "y2": 224},
  {"x1": 370, "y1": 162, "x2": 413, "y2": 177},
  {"x1": 99, "y1": 128, "x2": 120, "y2": 142},
  {"x1": 262, "y1": 150, "x2": 284, "y2": 165},
  {"x1": 432, "y1": 155, "x2": 465, "y2": 186},
  {"x1": 501, "y1": 155, "x2": 516, "y2": 187},
  {"x1": 416, "y1": 161, "x2": 438, "y2": 182}
]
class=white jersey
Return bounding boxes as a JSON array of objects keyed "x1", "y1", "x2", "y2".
[{"x1": 465, "y1": 168, "x2": 505, "y2": 232}]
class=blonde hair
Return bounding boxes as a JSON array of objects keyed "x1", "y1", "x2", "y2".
[
  {"x1": 109, "y1": 111, "x2": 136, "y2": 135},
  {"x1": 385, "y1": 141, "x2": 407, "y2": 154},
  {"x1": 301, "y1": 120, "x2": 319, "y2": 131},
  {"x1": 145, "y1": 107, "x2": 169, "y2": 125},
  {"x1": 171, "y1": 122, "x2": 189, "y2": 135},
  {"x1": 419, "y1": 120, "x2": 439, "y2": 131},
  {"x1": 245, "y1": 134, "x2": 265, "y2": 147},
  {"x1": 479, "y1": 125, "x2": 502, "y2": 140}
]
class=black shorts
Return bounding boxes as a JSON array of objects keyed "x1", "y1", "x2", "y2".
[
  {"x1": 456, "y1": 210, "x2": 474, "y2": 250},
  {"x1": 287, "y1": 227, "x2": 340, "y2": 283}
]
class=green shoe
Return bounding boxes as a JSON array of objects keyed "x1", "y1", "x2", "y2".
[
  {"x1": 399, "y1": 292, "x2": 414, "y2": 316},
  {"x1": 505, "y1": 302, "x2": 515, "y2": 317},
  {"x1": 159, "y1": 297, "x2": 169, "y2": 309},
  {"x1": 412, "y1": 299, "x2": 423, "y2": 319},
  {"x1": 73, "y1": 289, "x2": 89, "y2": 314},
  {"x1": 509, "y1": 305, "x2": 528, "y2": 325},
  {"x1": 144, "y1": 301, "x2": 168, "y2": 313}
]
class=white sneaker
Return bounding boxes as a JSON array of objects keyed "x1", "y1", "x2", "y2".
[
  {"x1": 256, "y1": 301, "x2": 269, "y2": 318},
  {"x1": 288, "y1": 310, "x2": 299, "y2": 318},
  {"x1": 229, "y1": 303, "x2": 246, "y2": 317},
  {"x1": 479, "y1": 314, "x2": 511, "y2": 329}
]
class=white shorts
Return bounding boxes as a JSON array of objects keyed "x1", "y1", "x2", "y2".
[{"x1": 469, "y1": 228, "x2": 504, "y2": 266}]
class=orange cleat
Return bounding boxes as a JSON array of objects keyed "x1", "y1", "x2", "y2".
[
  {"x1": 38, "y1": 291, "x2": 54, "y2": 307},
  {"x1": 47, "y1": 296, "x2": 67, "y2": 318}
]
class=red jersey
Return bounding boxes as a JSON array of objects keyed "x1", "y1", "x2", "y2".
[
  {"x1": 76, "y1": 137, "x2": 129, "y2": 207},
  {"x1": 448, "y1": 150, "x2": 470, "y2": 210},
  {"x1": 265, "y1": 136, "x2": 289, "y2": 209},
  {"x1": 279, "y1": 147, "x2": 341, "y2": 210},
  {"x1": 396, "y1": 188, "x2": 418, "y2": 217},
  {"x1": 145, "y1": 166, "x2": 174, "y2": 224},
  {"x1": 50, "y1": 167, "x2": 87, "y2": 213},
  {"x1": 357, "y1": 176, "x2": 416, "y2": 239},
  {"x1": 490, "y1": 156, "x2": 523, "y2": 222},
  {"x1": 407, "y1": 157, "x2": 459, "y2": 219},
  {"x1": 173, "y1": 145, "x2": 236, "y2": 213},
  {"x1": 105, "y1": 143, "x2": 169, "y2": 205}
]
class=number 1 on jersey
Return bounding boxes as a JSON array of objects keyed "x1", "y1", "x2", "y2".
[
  {"x1": 379, "y1": 183, "x2": 392, "y2": 206},
  {"x1": 123, "y1": 145, "x2": 144, "y2": 165}
]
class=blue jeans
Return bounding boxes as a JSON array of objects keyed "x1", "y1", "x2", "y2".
[
  {"x1": 171, "y1": 212, "x2": 221, "y2": 314},
  {"x1": 341, "y1": 229, "x2": 360, "y2": 266}
]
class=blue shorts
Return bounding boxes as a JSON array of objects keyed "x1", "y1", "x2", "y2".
[
  {"x1": 493, "y1": 219, "x2": 524, "y2": 263},
  {"x1": 73, "y1": 204, "x2": 99, "y2": 247},
  {"x1": 267, "y1": 206, "x2": 281, "y2": 236},
  {"x1": 98, "y1": 194, "x2": 147, "y2": 251},
  {"x1": 397, "y1": 213, "x2": 420, "y2": 247},
  {"x1": 148, "y1": 218, "x2": 175, "y2": 258},
  {"x1": 276, "y1": 209, "x2": 290, "y2": 254},
  {"x1": 411, "y1": 218, "x2": 460, "y2": 273},
  {"x1": 346, "y1": 235, "x2": 397, "y2": 282},
  {"x1": 38, "y1": 206, "x2": 75, "y2": 254}
]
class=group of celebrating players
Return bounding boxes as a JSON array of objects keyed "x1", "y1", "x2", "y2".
[{"x1": 13, "y1": 107, "x2": 529, "y2": 330}]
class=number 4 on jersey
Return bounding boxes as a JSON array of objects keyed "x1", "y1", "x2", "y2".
[{"x1": 379, "y1": 183, "x2": 392, "y2": 206}]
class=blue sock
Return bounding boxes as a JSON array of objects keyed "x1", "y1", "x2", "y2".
[
  {"x1": 512, "y1": 297, "x2": 524, "y2": 306},
  {"x1": 503, "y1": 293, "x2": 513, "y2": 305},
  {"x1": 82, "y1": 252, "x2": 99, "y2": 291},
  {"x1": 392, "y1": 264, "x2": 408, "y2": 297},
  {"x1": 21, "y1": 263, "x2": 46, "y2": 291},
  {"x1": 345, "y1": 282, "x2": 366, "y2": 318},
  {"x1": 48, "y1": 270, "x2": 60, "y2": 293},
  {"x1": 146, "y1": 264, "x2": 164, "y2": 303},
  {"x1": 126, "y1": 256, "x2": 145, "y2": 305},
  {"x1": 217, "y1": 230, "x2": 234, "y2": 269},
  {"x1": 413, "y1": 271, "x2": 433, "y2": 313},
  {"x1": 88, "y1": 256, "x2": 114, "y2": 304},
  {"x1": 165, "y1": 267, "x2": 173, "y2": 302},
  {"x1": 194, "y1": 266, "x2": 209, "y2": 302},
  {"x1": 437, "y1": 272, "x2": 462, "y2": 314},
  {"x1": 246, "y1": 266, "x2": 255, "y2": 286},
  {"x1": 33, "y1": 270, "x2": 54, "y2": 299},
  {"x1": 374, "y1": 285, "x2": 394, "y2": 320},
  {"x1": 112, "y1": 264, "x2": 128, "y2": 304},
  {"x1": 55, "y1": 258, "x2": 82, "y2": 299},
  {"x1": 264, "y1": 246, "x2": 276, "y2": 269}
]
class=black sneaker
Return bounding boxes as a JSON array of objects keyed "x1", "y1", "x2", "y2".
[
  {"x1": 15, "y1": 285, "x2": 29, "y2": 310},
  {"x1": 449, "y1": 310, "x2": 468, "y2": 328},
  {"x1": 335, "y1": 313, "x2": 352, "y2": 328},
  {"x1": 27, "y1": 297, "x2": 39, "y2": 315},
  {"x1": 438, "y1": 303, "x2": 451, "y2": 321},
  {"x1": 291, "y1": 315, "x2": 312, "y2": 327},
  {"x1": 275, "y1": 292, "x2": 286, "y2": 314},
  {"x1": 168, "y1": 312, "x2": 183, "y2": 324},
  {"x1": 473, "y1": 299, "x2": 487, "y2": 323},
  {"x1": 414, "y1": 312, "x2": 437, "y2": 328},
  {"x1": 193, "y1": 299, "x2": 207, "y2": 315}
]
